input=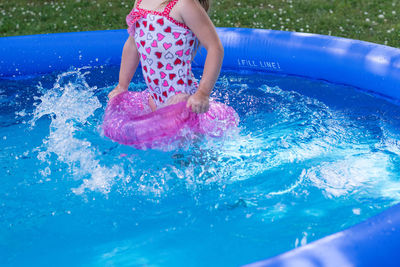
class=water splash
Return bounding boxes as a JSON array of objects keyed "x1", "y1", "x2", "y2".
[
  {"x1": 5, "y1": 67, "x2": 400, "y2": 266},
  {"x1": 27, "y1": 70, "x2": 400, "y2": 204},
  {"x1": 214, "y1": 83, "x2": 400, "y2": 202},
  {"x1": 30, "y1": 70, "x2": 122, "y2": 194}
]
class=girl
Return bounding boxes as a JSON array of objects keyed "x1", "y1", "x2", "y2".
[{"x1": 108, "y1": 0, "x2": 224, "y2": 114}]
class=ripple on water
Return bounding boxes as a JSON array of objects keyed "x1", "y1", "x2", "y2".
[{"x1": 2, "y1": 67, "x2": 400, "y2": 266}]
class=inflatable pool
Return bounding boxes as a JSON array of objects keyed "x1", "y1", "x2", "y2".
[{"x1": 1, "y1": 27, "x2": 400, "y2": 266}]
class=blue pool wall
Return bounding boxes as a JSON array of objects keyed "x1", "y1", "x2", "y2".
[
  {"x1": 1, "y1": 28, "x2": 400, "y2": 266},
  {"x1": 1, "y1": 28, "x2": 400, "y2": 102}
]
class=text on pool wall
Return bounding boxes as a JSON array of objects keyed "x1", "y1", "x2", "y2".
[{"x1": 237, "y1": 59, "x2": 282, "y2": 70}]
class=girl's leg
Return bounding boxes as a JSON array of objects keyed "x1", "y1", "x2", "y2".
[
  {"x1": 148, "y1": 93, "x2": 190, "y2": 112},
  {"x1": 166, "y1": 93, "x2": 191, "y2": 106},
  {"x1": 148, "y1": 94, "x2": 157, "y2": 112}
]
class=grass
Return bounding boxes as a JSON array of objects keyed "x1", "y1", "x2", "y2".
[{"x1": 1, "y1": 0, "x2": 399, "y2": 47}]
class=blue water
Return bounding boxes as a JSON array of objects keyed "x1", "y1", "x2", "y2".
[{"x1": 1, "y1": 66, "x2": 400, "y2": 266}]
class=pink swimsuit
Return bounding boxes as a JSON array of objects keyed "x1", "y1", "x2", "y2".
[
  {"x1": 126, "y1": 0, "x2": 199, "y2": 108},
  {"x1": 103, "y1": 0, "x2": 240, "y2": 148}
]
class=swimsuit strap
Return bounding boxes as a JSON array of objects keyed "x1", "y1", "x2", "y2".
[
  {"x1": 162, "y1": 0, "x2": 180, "y2": 16},
  {"x1": 136, "y1": 0, "x2": 143, "y2": 8}
]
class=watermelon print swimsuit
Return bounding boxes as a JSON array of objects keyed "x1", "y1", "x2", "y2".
[{"x1": 126, "y1": 0, "x2": 200, "y2": 108}]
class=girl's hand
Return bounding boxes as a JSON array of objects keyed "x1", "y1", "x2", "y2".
[
  {"x1": 186, "y1": 90, "x2": 209, "y2": 114},
  {"x1": 108, "y1": 85, "x2": 127, "y2": 100}
]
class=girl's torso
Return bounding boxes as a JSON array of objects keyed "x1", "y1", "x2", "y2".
[{"x1": 126, "y1": 0, "x2": 199, "y2": 108}]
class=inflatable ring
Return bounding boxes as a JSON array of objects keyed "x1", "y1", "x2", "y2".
[{"x1": 102, "y1": 91, "x2": 239, "y2": 148}]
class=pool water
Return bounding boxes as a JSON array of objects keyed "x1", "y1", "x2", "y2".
[{"x1": 1, "y1": 66, "x2": 400, "y2": 266}]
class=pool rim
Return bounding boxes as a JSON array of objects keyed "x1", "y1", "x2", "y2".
[{"x1": 1, "y1": 27, "x2": 400, "y2": 266}]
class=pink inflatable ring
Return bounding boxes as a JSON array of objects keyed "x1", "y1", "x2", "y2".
[{"x1": 102, "y1": 91, "x2": 239, "y2": 149}]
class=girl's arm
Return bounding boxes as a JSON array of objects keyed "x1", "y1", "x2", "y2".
[
  {"x1": 179, "y1": 0, "x2": 224, "y2": 113},
  {"x1": 108, "y1": 35, "x2": 140, "y2": 100}
]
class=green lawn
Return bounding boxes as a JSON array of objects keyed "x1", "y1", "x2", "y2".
[{"x1": 1, "y1": 0, "x2": 399, "y2": 47}]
